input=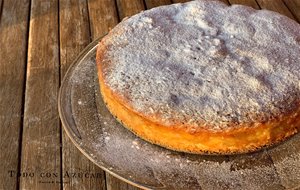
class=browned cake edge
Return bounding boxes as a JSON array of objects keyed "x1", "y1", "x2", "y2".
[{"x1": 96, "y1": 39, "x2": 300, "y2": 154}]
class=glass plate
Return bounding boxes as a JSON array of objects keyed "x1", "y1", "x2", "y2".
[{"x1": 58, "y1": 37, "x2": 300, "y2": 190}]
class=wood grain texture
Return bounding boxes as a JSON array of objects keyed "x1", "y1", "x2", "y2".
[
  {"x1": 20, "y1": 0, "x2": 61, "y2": 189},
  {"x1": 0, "y1": 0, "x2": 30, "y2": 189},
  {"x1": 116, "y1": 0, "x2": 145, "y2": 20},
  {"x1": 144, "y1": 0, "x2": 172, "y2": 9},
  {"x1": 256, "y1": 0, "x2": 295, "y2": 19},
  {"x1": 228, "y1": 0, "x2": 260, "y2": 9},
  {"x1": 59, "y1": 0, "x2": 106, "y2": 189},
  {"x1": 87, "y1": 0, "x2": 119, "y2": 40},
  {"x1": 283, "y1": 0, "x2": 300, "y2": 22},
  {"x1": 218, "y1": 0, "x2": 230, "y2": 5}
]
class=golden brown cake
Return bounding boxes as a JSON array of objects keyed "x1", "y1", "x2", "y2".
[{"x1": 96, "y1": 0, "x2": 300, "y2": 154}]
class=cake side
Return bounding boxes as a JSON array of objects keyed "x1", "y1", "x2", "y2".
[
  {"x1": 96, "y1": 0, "x2": 300, "y2": 153},
  {"x1": 97, "y1": 46, "x2": 300, "y2": 154}
]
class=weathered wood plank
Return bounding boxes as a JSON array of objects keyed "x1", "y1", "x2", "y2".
[
  {"x1": 283, "y1": 0, "x2": 300, "y2": 22},
  {"x1": 87, "y1": 0, "x2": 119, "y2": 40},
  {"x1": 144, "y1": 0, "x2": 172, "y2": 9},
  {"x1": 116, "y1": 0, "x2": 145, "y2": 20},
  {"x1": 256, "y1": 0, "x2": 295, "y2": 19},
  {"x1": 59, "y1": 0, "x2": 106, "y2": 189},
  {"x1": 0, "y1": 0, "x2": 30, "y2": 189},
  {"x1": 228, "y1": 0, "x2": 260, "y2": 9},
  {"x1": 20, "y1": 0, "x2": 61, "y2": 189}
]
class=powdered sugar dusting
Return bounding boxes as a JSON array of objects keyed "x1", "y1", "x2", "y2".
[
  {"x1": 61, "y1": 40, "x2": 300, "y2": 189},
  {"x1": 99, "y1": 0, "x2": 300, "y2": 130}
]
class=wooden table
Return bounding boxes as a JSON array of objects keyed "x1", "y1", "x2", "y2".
[{"x1": 0, "y1": 0, "x2": 299, "y2": 189}]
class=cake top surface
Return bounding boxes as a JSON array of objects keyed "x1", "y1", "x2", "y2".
[{"x1": 99, "y1": 0, "x2": 300, "y2": 131}]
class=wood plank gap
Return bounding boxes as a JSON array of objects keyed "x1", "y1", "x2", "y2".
[
  {"x1": 282, "y1": 0, "x2": 300, "y2": 23},
  {"x1": 57, "y1": 0, "x2": 63, "y2": 189},
  {"x1": 59, "y1": 131, "x2": 63, "y2": 190},
  {"x1": 143, "y1": 0, "x2": 149, "y2": 10},
  {"x1": 114, "y1": 0, "x2": 121, "y2": 22},
  {"x1": 16, "y1": 0, "x2": 32, "y2": 189},
  {"x1": 0, "y1": 0, "x2": 3, "y2": 23},
  {"x1": 57, "y1": 0, "x2": 61, "y2": 93},
  {"x1": 254, "y1": 0, "x2": 262, "y2": 9},
  {"x1": 223, "y1": 0, "x2": 230, "y2": 5},
  {"x1": 104, "y1": 169, "x2": 108, "y2": 190},
  {"x1": 17, "y1": 0, "x2": 32, "y2": 188},
  {"x1": 85, "y1": 0, "x2": 92, "y2": 42},
  {"x1": 142, "y1": 0, "x2": 147, "y2": 9}
]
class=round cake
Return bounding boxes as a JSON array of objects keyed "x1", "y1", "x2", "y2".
[{"x1": 96, "y1": 0, "x2": 300, "y2": 154}]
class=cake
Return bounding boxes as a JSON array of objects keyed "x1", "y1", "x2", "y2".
[{"x1": 96, "y1": 0, "x2": 300, "y2": 154}]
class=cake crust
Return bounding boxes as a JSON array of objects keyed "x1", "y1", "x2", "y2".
[{"x1": 96, "y1": 0, "x2": 300, "y2": 154}]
